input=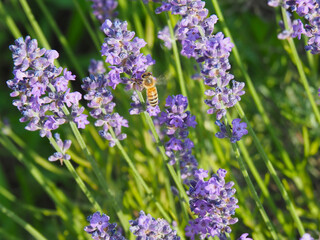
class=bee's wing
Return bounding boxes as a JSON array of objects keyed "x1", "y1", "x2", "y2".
[{"x1": 154, "y1": 74, "x2": 170, "y2": 86}]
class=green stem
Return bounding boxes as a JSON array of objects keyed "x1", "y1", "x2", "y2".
[
  {"x1": 0, "y1": 1, "x2": 22, "y2": 38},
  {"x1": 223, "y1": 127, "x2": 278, "y2": 239},
  {"x1": 48, "y1": 136, "x2": 102, "y2": 211},
  {"x1": 223, "y1": 117, "x2": 278, "y2": 239},
  {"x1": 166, "y1": 13, "x2": 189, "y2": 102},
  {"x1": 66, "y1": 115, "x2": 129, "y2": 231},
  {"x1": 0, "y1": 132, "x2": 68, "y2": 220},
  {"x1": 34, "y1": 0, "x2": 85, "y2": 79},
  {"x1": 136, "y1": 91, "x2": 190, "y2": 214},
  {"x1": 281, "y1": 8, "x2": 320, "y2": 124},
  {"x1": 0, "y1": 128, "x2": 81, "y2": 236},
  {"x1": 109, "y1": 128, "x2": 172, "y2": 222},
  {"x1": 4, "y1": 128, "x2": 69, "y2": 176},
  {"x1": 237, "y1": 140, "x2": 288, "y2": 234},
  {"x1": 236, "y1": 104, "x2": 305, "y2": 236},
  {"x1": 72, "y1": 0, "x2": 101, "y2": 52},
  {"x1": 0, "y1": 203, "x2": 47, "y2": 240},
  {"x1": 211, "y1": 0, "x2": 295, "y2": 171},
  {"x1": 0, "y1": 185, "x2": 59, "y2": 216},
  {"x1": 18, "y1": 0, "x2": 51, "y2": 52}
]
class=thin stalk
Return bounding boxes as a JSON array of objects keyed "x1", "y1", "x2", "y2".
[
  {"x1": 140, "y1": 0, "x2": 161, "y2": 31},
  {"x1": 72, "y1": 0, "x2": 101, "y2": 52},
  {"x1": 166, "y1": 13, "x2": 189, "y2": 101},
  {"x1": 224, "y1": 112, "x2": 288, "y2": 233},
  {"x1": 222, "y1": 118, "x2": 278, "y2": 240},
  {"x1": 109, "y1": 128, "x2": 172, "y2": 223},
  {"x1": 0, "y1": 185, "x2": 59, "y2": 216},
  {"x1": 4, "y1": 128, "x2": 69, "y2": 176},
  {"x1": 136, "y1": 91, "x2": 190, "y2": 212},
  {"x1": 236, "y1": 103, "x2": 305, "y2": 236},
  {"x1": 237, "y1": 140, "x2": 288, "y2": 234},
  {"x1": 0, "y1": 133, "x2": 68, "y2": 219},
  {"x1": 0, "y1": 130, "x2": 82, "y2": 236},
  {"x1": 0, "y1": 203, "x2": 47, "y2": 240},
  {"x1": 65, "y1": 113, "x2": 129, "y2": 231},
  {"x1": 48, "y1": 136, "x2": 102, "y2": 212},
  {"x1": 281, "y1": 7, "x2": 320, "y2": 124},
  {"x1": 0, "y1": 1, "x2": 22, "y2": 38},
  {"x1": 18, "y1": 0, "x2": 49, "y2": 50},
  {"x1": 211, "y1": 0, "x2": 295, "y2": 171},
  {"x1": 34, "y1": 0, "x2": 85, "y2": 79}
]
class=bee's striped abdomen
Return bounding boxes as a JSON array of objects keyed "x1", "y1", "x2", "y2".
[{"x1": 147, "y1": 86, "x2": 158, "y2": 107}]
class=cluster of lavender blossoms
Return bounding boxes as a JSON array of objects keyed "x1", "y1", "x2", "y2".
[
  {"x1": 129, "y1": 210, "x2": 180, "y2": 240},
  {"x1": 84, "y1": 211, "x2": 126, "y2": 240},
  {"x1": 159, "y1": 94, "x2": 198, "y2": 184},
  {"x1": 81, "y1": 74, "x2": 128, "y2": 147},
  {"x1": 268, "y1": 0, "x2": 320, "y2": 54},
  {"x1": 7, "y1": 36, "x2": 89, "y2": 139},
  {"x1": 186, "y1": 168, "x2": 239, "y2": 240},
  {"x1": 100, "y1": 18, "x2": 160, "y2": 115},
  {"x1": 85, "y1": 211, "x2": 179, "y2": 240},
  {"x1": 154, "y1": 0, "x2": 245, "y2": 120},
  {"x1": 215, "y1": 118, "x2": 248, "y2": 143},
  {"x1": 90, "y1": 0, "x2": 118, "y2": 22}
]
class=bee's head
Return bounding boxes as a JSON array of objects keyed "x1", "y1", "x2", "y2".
[{"x1": 141, "y1": 72, "x2": 152, "y2": 79}]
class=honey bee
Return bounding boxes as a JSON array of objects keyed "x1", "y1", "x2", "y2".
[{"x1": 141, "y1": 72, "x2": 158, "y2": 107}]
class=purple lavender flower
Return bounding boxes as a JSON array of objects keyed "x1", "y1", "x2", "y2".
[
  {"x1": 84, "y1": 211, "x2": 126, "y2": 240},
  {"x1": 238, "y1": 233, "x2": 253, "y2": 240},
  {"x1": 269, "y1": 0, "x2": 320, "y2": 54},
  {"x1": 100, "y1": 18, "x2": 159, "y2": 116},
  {"x1": 268, "y1": 0, "x2": 282, "y2": 7},
  {"x1": 100, "y1": 19, "x2": 155, "y2": 89},
  {"x1": 90, "y1": 0, "x2": 118, "y2": 23},
  {"x1": 215, "y1": 118, "x2": 248, "y2": 143},
  {"x1": 129, "y1": 210, "x2": 180, "y2": 240},
  {"x1": 159, "y1": 95, "x2": 198, "y2": 184},
  {"x1": 7, "y1": 36, "x2": 88, "y2": 138},
  {"x1": 154, "y1": 0, "x2": 245, "y2": 119},
  {"x1": 300, "y1": 233, "x2": 314, "y2": 240},
  {"x1": 158, "y1": 26, "x2": 172, "y2": 49},
  {"x1": 88, "y1": 59, "x2": 106, "y2": 76},
  {"x1": 81, "y1": 74, "x2": 128, "y2": 147},
  {"x1": 48, "y1": 133, "x2": 71, "y2": 165},
  {"x1": 186, "y1": 168, "x2": 239, "y2": 240}
]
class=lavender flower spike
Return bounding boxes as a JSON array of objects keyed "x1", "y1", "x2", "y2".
[
  {"x1": 186, "y1": 168, "x2": 239, "y2": 240},
  {"x1": 84, "y1": 211, "x2": 126, "y2": 240},
  {"x1": 154, "y1": 0, "x2": 245, "y2": 119},
  {"x1": 159, "y1": 94, "x2": 198, "y2": 184},
  {"x1": 269, "y1": 0, "x2": 320, "y2": 54},
  {"x1": 100, "y1": 18, "x2": 158, "y2": 116},
  {"x1": 129, "y1": 210, "x2": 180, "y2": 240},
  {"x1": 7, "y1": 36, "x2": 89, "y2": 139},
  {"x1": 81, "y1": 74, "x2": 128, "y2": 147},
  {"x1": 100, "y1": 18, "x2": 155, "y2": 90},
  {"x1": 88, "y1": 59, "x2": 106, "y2": 77},
  {"x1": 90, "y1": 0, "x2": 118, "y2": 23}
]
